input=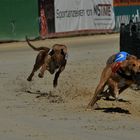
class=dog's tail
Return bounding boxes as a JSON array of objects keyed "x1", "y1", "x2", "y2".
[{"x1": 26, "y1": 36, "x2": 47, "y2": 51}]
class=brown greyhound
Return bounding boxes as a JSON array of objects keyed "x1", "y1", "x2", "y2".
[
  {"x1": 26, "y1": 37, "x2": 68, "y2": 87},
  {"x1": 87, "y1": 53, "x2": 140, "y2": 109}
]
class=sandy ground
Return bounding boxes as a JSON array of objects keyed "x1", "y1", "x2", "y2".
[{"x1": 0, "y1": 34, "x2": 140, "y2": 140}]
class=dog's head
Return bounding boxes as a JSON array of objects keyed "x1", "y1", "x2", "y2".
[
  {"x1": 122, "y1": 55, "x2": 140, "y2": 75},
  {"x1": 50, "y1": 49, "x2": 67, "y2": 62},
  {"x1": 48, "y1": 48, "x2": 67, "y2": 74}
]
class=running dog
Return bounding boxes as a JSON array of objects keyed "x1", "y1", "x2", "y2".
[
  {"x1": 26, "y1": 37, "x2": 68, "y2": 87},
  {"x1": 87, "y1": 52, "x2": 140, "y2": 109}
]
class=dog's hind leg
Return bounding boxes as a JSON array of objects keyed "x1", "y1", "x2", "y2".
[
  {"x1": 27, "y1": 63, "x2": 42, "y2": 81},
  {"x1": 27, "y1": 52, "x2": 44, "y2": 81},
  {"x1": 38, "y1": 63, "x2": 46, "y2": 78},
  {"x1": 87, "y1": 81, "x2": 106, "y2": 109},
  {"x1": 87, "y1": 67, "x2": 112, "y2": 109}
]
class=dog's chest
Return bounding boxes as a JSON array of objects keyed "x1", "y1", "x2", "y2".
[
  {"x1": 118, "y1": 79, "x2": 126, "y2": 88},
  {"x1": 112, "y1": 73, "x2": 127, "y2": 88}
]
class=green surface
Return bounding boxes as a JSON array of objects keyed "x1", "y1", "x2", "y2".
[
  {"x1": 0, "y1": 0, "x2": 39, "y2": 41},
  {"x1": 114, "y1": 5, "x2": 140, "y2": 31}
]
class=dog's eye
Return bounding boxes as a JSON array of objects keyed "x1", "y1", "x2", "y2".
[{"x1": 132, "y1": 64, "x2": 136, "y2": 67}]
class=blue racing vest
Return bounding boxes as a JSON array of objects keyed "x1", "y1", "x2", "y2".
[{"x1": 114, "y1": 51, "x2": 129, "y2": 62}]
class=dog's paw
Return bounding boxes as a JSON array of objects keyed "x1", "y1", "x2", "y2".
[
  {"x1": 86, "y1": 103, "x2": 99, "y2": 111},
  {"x1": 38, "y1": 73, "x2": 44, "y2": 78},
  {"x1": 86, "y1": 106, "x2": 95, "y2": 111},
  {"x1": 86, "y1": 107, "x2": 93, "y2": 111},
  {"x1": 27, "y1": 77, "x2": 32, "y2": 81},
  {"x1": 53, "y1": 81, "x2": 57, "y2": 88},
  {"x1": 53, "y1": 84, "x2": 57, "y2": 88}
]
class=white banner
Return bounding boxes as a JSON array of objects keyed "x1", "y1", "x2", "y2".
[{"x1": 55, "y1": 0, "x2": 115, "y2": 32}]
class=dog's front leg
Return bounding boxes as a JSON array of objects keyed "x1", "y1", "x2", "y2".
[
  {"x1": 38, "y1": 64, "x2": 46, "y2": 78},
  {"x1": 38, "y1": 54, "x2": 52, "y2": 78},
  {"x1": 53, "y1": 66, "x2": 65, "y2": 88},
  {"x1": 107, "y1": 78, "x2": 119, "y2": 100},
  {"x1": 114, "y1": 84, "x2": 119, "y2": 101}
]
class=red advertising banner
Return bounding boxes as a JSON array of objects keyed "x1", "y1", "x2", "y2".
[
  {"x1": 40, "y1": 8, "x2": 48, "y2": 37},
  {"x1": 114, "y1": 0, "x2": 140, "y2": 6}
]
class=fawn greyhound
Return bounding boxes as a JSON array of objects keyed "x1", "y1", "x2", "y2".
[
  {"x1": 87, "y1": 52, "x2": 140, "y2": 109},
  {"x1": 26, "y1": 37, "x2": 68, "y2": 87}
]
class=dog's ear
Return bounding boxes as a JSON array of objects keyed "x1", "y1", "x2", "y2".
[{"x1": 126, "y1": 55, "x2": 137, "y2": 60}]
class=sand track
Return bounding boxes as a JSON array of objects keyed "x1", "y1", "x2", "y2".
[{"x1": 0, "y1": 34, "x2": 140, "y2": 140}]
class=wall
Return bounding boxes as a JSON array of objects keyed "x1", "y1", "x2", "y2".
[
  {"x1": 0, "y1": 0, "x2": 39, "y2": 41},
  {"x1": 1, "y1": 0, "x2": 140, "y2": 40},
  {"x1": 54, "y1": 0, "x2": 115, "y2": 33},
  {"x1": 113, "y1": 0, "x2": 140, "y2": 31}
]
